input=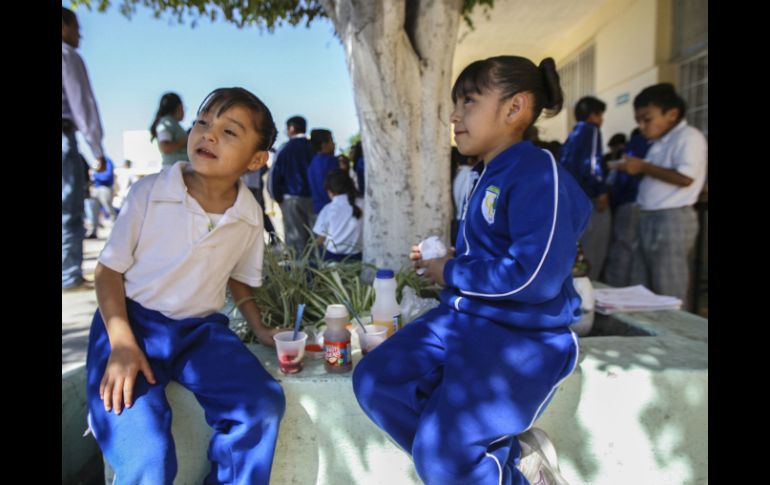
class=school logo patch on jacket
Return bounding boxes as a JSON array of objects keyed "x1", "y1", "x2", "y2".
[{"x1": 482, "y1": 185, "x2": 500, "y2": 224}]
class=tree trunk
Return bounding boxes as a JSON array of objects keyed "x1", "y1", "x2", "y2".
[{"x1": 321, "y1": 0, "x2": 463, "y2": 270}]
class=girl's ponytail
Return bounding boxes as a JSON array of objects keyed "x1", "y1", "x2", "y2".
[
  {"x1": 452, "y1": 55, "x2": 564, "y2": 126},
  {"x1": 538, "y1": 58, "x2": 563, "y2": 117},
  {"x1": 347, "y1": 186, "x2": 362, "y2": 219}
]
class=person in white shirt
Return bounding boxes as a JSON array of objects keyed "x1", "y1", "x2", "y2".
[
  {"x1": 312, "y1": 169, "x2": 363, "y2": 262},
  {"x1": 62, "y1": 6, "x2": 106, "y2": 290},
  {"x1": 615, "y1": 83, "x2": 707, "y2": 306},
  {"x1": 451, "y1": 146, "x2": 477, "y2": 246},
  {"x1": 86, "y1": 88, "x2": 286, "y2": 484}
]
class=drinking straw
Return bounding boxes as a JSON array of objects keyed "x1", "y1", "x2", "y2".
[
  {"x1": 292, "y1": 303, "x2": 305, "y2": 340},
  {"x1": 341, "y1": 299, "x2": 367, "y2": 333}
]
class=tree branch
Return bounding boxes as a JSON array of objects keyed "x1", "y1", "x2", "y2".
[{"x1": 317, "y1": 0, "x2": 338, "y2": 31}]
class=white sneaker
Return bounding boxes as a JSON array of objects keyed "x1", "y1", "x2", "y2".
[{"x1": 517, "y1": 428, "x2": 569, "y2": 485}]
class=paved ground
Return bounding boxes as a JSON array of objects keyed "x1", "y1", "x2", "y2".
[{"x1": 62, "y1": 229, "x2": 106, "y2": 374}]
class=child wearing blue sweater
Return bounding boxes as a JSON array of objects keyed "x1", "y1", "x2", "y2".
[{"x1": 353, "y1": 56, "x2": 592, "y2": 485}]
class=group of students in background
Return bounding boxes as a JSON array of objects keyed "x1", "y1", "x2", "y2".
[
  {"x1": 451, "y1": 83, "x2": 707, "y2": 310},
  {"x1": 148, "y1": 80, "x2": 707, "y2": 305}
]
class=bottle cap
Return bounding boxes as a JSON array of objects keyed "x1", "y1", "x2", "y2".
[
  {"x1": 376, "y1": 268, "x2": 394, "y2": 279},
  {"x1": 325, "y1": 304, "x2": 349, "y2": 319}
]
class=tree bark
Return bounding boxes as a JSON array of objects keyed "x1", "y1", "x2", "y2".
[{"x1": 321, "y1": 0, "x2": 463, "y2": 270}]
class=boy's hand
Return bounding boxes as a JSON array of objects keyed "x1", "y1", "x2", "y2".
[
  {"x1": 254, "y1": 326, "x2": 282, "y2": 348},
  {"x1": 95, "y1": 156, "x2": 107, "y2": 173},
  {"x1": 100, "y1": 343, "x2": 156, "y2": 415},
  {"x1": 618, "y1": 155, "x2": 647, "y2": 175}
]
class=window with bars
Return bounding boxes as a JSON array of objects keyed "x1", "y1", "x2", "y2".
[
  {"x1": 678, "y1": 51, "x2": 708, "y2": 136},
  {"x1": 558, "y1": 45, "x2": 595, "y2": 129}
]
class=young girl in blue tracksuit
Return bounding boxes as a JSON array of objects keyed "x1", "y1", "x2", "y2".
[{"x1": 353, "y1": 56, "x2": 592, "y2": 485}]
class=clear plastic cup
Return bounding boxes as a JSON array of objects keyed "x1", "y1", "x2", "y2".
[
  {"x1": 273, "y1": 331, "x2": 308, "y2": 374},
  {"x1": 355, "y1": 324, "x2": 388, "y2": 355},
  {"x1": 304, "y1": 328, "x2": 325, "y2": 360}
]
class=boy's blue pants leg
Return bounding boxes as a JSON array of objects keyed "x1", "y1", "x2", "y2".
[
  {"x1": 86, "y1": 299, "x2": 286, "y2": 485},
  {"x1": 352, "y1": 304, "x2": 578, "y2": 485}
]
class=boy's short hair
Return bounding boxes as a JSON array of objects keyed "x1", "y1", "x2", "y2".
[
  {"x1": 608, "y1": 133, "x2": 627, "y2": 147},
  {"x1": 310, "y1": 128, "x2": 333, "y2": 152},
  {"x1": 287, "y1": 116, "x2": 307, "y2": 133},
  {"x1": 633, "y1": 83, "x2": 686, "y2": 121},
  {"x1": 62, "y1": 7, "x2": 77, "y2": 25},
  {"x1": 197, "y1": 87, "x2": 277, "y2": 151},
  {"x1": 574, "y1": 96, "x2": 606, "y2": 121}
]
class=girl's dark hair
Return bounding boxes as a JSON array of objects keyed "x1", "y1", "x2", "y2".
[
  {"x1": 451, "y1": 56, "x2": 563, "y2": 126},
  {"x1": 324, "y1": 169, "x2": 362, "y2": 219},
  {"x1": 450, "y1": 146, "x2": 468, "y2": 181},
  {"x1": 150, "y1": 92, "x2": 183, "y2": 141},
  {"x1": 197, "y1": 87, "x2": 277, "y2": 151},
  {"x1": 574, "y1": 96, "x2": 607, "y2": 121},
  {"x1": 310, "y1": 129, "x2": 333, "y2": 153},
  {"x1": 608, "y1": 133, "x2": 627, "y2": 147},
  {"x1": 349, "y1": 141, "x2": 363, "y2": 162},
  {"x1": 633, "y1": 83, "x2": 686, "y2": 121}
]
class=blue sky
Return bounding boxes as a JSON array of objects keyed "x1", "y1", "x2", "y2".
[{"x1": 72, "y1": 5, "x2": 359, "y2": 164}]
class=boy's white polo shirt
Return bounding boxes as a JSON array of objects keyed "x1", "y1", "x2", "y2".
[
  {"x1": 637, "y1": 120, "x2": 707, "y2": 211},
  {"x1": 312, "y1": 195, "x2": 363, "y2": 254},
  {"x1": 99, "y1": 162, "x2": 264, "y2": 320}
]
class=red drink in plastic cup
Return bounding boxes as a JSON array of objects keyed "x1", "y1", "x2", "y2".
[
  {"x1": 278, "y1": 353, "x2": 303, "y2": 374},
  {"x1": 273, "y1": 331, "x2": 308, "y2": 375}
]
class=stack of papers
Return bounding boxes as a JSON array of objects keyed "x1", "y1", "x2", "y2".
[{"x1": 593, "y1": 285, "x2": 682, "y2": 314}]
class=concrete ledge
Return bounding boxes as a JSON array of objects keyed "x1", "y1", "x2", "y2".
[
  {"x1": 541, "y1": 310, "x2": 708, "y2": 485},
  {"x1": 101, "y1": 341, "x2": 422, "y2": 485},
  {"x1": 65, "y1": 309, "x2": 707, "y2": 484},
  {"x1": 62, "y1": 365, "x2": 101, "y2": 484}
]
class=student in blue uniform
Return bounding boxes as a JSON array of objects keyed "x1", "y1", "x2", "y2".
[
  {"x1": 353, "y1": 55, "x2": 592, "y2": 485},
  {"x1": 307, "y1": 128, "x2": 340, "y2": 214},
  {"x1": 268, "y1": 115, "x2": 314, "y2": 254},
  {"x1": 312, "y1": 169, "x2": 363, "y2": 262},
  {"x1": 86, "y1": 87, "x2": 286, "y2": 484},
  {"x1": 560, "y1": 96, "x2": 610, "y2": 281},
  {"x1": 91, "y1": 155, "x2": 116, "y2": 222},
  {"x1": 604, "y1": 128, "x2": 651, "y2": 287}
]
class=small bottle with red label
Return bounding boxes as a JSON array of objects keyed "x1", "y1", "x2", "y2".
[{"x1": 323, "y1": 304, "x2": 352, "y2": 373}]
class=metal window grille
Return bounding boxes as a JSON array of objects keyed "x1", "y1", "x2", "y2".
[
  {"x1": 558, "y1": 45, "x2": 595, "y2": 129},
  {"x1": 678, "y1": 50, "x2": 708, "y2": 136}
]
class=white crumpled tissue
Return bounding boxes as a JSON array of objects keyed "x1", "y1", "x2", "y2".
[{"x1": 416, "y1": 236, "x2": 448, "y2": 275}]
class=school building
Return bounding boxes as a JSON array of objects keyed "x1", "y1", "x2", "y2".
[{"x1": 453, "y1": 0, "x2": 707, "y2": 144}]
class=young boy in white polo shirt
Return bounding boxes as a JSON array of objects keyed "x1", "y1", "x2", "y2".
[
  {"x1": 616, "y1": 83, "x2": 707, "y2": 305},
  {"x1": 86, "y1": 87, "x2": 286, "y2": 484}
]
